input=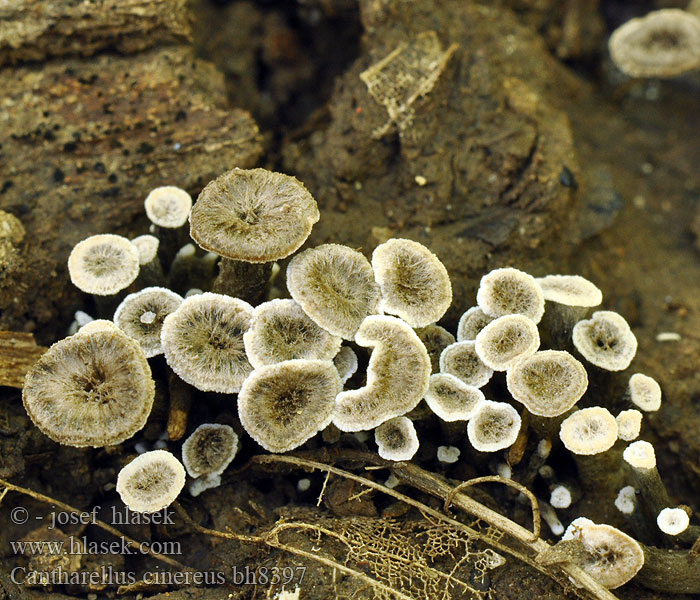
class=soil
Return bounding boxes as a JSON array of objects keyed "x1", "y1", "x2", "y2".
[{"x1": 1, "y1": 1, "x2": 699, "y2": 599}]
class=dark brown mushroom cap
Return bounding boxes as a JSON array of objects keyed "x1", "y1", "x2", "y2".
[
  {"x1": 22, "y1": 330, "x2": 155, "y2": 447},
  {"x1": 189, "y1": 168, "x2": 319, "y2": 262}
]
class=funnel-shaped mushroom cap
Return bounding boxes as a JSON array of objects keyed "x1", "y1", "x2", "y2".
[
  {"x1": 457, "y1": 306, "x2": 495, "y2": 341},
  {"x1": 371, "y1": 238, "x2": 452, "y2": 327},
  {"x1": 425, "y1": 373, "x2": 485, "y2": 421},
  {"x1": 475, "y1": 314, "x2": 540, "y2": 371},
  {"x1": 616, "y1": 409, "x2": 643, "y2": 441},
  {"x1": 131, "y1": 235, "x2": 160, "y2": 264},
  {"x1": 116, "y1": 450, "x2": 186, "y2": 513},
  {"x1": 609, "y1": 9, "x2": 700, "y2": 78},
  {"x1": 439, "y1": 341, "x2": 493, "y2": 388},
  {"x1": 374, "y1": 416, "x2": 419, "y2": 461},
  {"x1": 333, "y1": 345, "x2": 358, "y2": 384},
  {"x1": 238, "y1": 359, "x2": 342, "y2": 453},
  {"x1": 572, "y1": 311, "x2": 637, "y2": 371},
  {"x1": 161, "y1": 293, "x2": 254, "y2": 393},
  {"x1": 114, "y1": 287, "x2": 184, "y2": 358},
  {"x1": 68, "y1": 234, "x2": 140, "y2": 295},
  {"x1": 506, "y1": 350, "x2": 588, "y2": 417},
  {"x1": 628, "y1": 373, "x2": 662, "y2": 412},
  {"x1": 623, "y1": 440, "x2": 656, "y2": 469},
  {"x1": 189, "y1": 168, "x2": 319, "y2": 262},
  {"x1": 536, "y1": 275, "x2": 603, "y2": 307},
  {"x1": 22, "y1": 330, "x2": 155, "y2": 448},
  {"x1": 476, "y1": 267, "x2": 545, "y2": 324},
  {"x1": 287, "y1": 244, "x2": 382, "y2": 339},
  {"x1": 657, "y1": 507, "x2": 690, "y2": 536},
  {"x1": 564, "y1": 519, "x2": 644, "y2": 589},
  {"x1": 333, "y1": 315, "x2": 431, "y2": 432},
  {"x1": 181, "y1": 423, "x2": 239, "y2": 478},
  {"x1": 559, "y1": 407, "x2": 618, "y2": 455},
  {"x1": 145, "y1": 186, "x2": 192, "y2": 228},
  {"x1": 415, "y1": 325, "x2": 455, "y2": 373},
  {"x1": 467, "y1": 400, "x2": 521, "y2": 452},
  {"x1": 243, "y1": 299, "x2": 342, "y2": 369}
]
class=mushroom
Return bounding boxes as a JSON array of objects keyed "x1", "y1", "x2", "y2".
[
  {"x1": 113, "y1": 287, "x2": 184, "y2": 358},
  {"x1": 656, "y1": 507, "x2": 690, "y2": 536},
  {"x1": 333, "y1": 315, "x2": 431, "y2": 432},
  {"x1": 467, "y1": 400, "x2": 522, "y2": 452},
  {"x1": 116, "y1": 450, "x2": 186, "y2": 513},
  {"x1": 77, "y1": 319, "x2": 121, "y2": 334},
  {"x1": 614, "y1": 486, "x2": 638, "y2": 515},
  {"x1": 144, "y1": 186, "x2": 193, "y2": 266},
  {"x1": 437, "y1": 445, "x2": 461, "y2": 464},
  {"x1": 609, "y1": 9, "x2": 700, "y2": 78},
  {"x1": 167, "y1": 243, "x2": 219, "y2": 296},
  {"x1": 456, "y1": 306, "x2": 495, "y2": 342},
  {"x1": 238, "y1": 359, "x2": 342, "y2": 453},
  {"x1": 182, "y1": 424, "x2": 239, "y2": 495},
  {"x1": 627, "y1": 373, "x2": 662, "y2": 412},
  {"x1": 415, "y1": 324, "x2": 455, "y2": 373},
  {"x1": 286, "y1": 243, "x2": 382, "y2": 340},
  {"x1": 474, "y1": 314, "x2": 540, "y2": 371},
  {"x1": 476, "y1": 267, "x2": 545, "y2": 324},
  {"x1": 333, "y1": 345, "x2": 359, "y2": 384},
  {"x1": 550, "y1": 485, "x2": 573, "y2": 510},
  {"x1": 190, "y1": 168, "x2": 319, "y2": 303},
  {"x1": 623, "y1": 441, "x2": 674, "y2": 521},
  {"x1": 559, "y1": 407, "x2": 618, "y2": 456},
  {"x1": 535, "y1": 274, "x2": 602, "y2": 349},
  {"x1": 131, "y1": 234, "x2": 165, "y2": 287},
  {"x1": 22, "y1": 330, "x2": 155, "y2": 447},
  {"x1": 615, "y1": 409, "x2": 643, "y2": 441},
  {"x1": 439, "y1": 341, "x2": 493, "y2": 388},
  {"x1": 572, "y1": 311, "x2": 637, "y2": 372},
  {"x1": 371, "y1": 238, "x2": 452, "y2": 327},
  {"x1": 506, "y1": 350, "x2": 588, "y2": 417},
  {"x1": 68, "y1": 234, "x2": 140, "y2": 296},
  {"x1": 424, "y1": 373, "x2": 485, "y2": 421},
  {"x1": 243, "y1": 299, "x2": 342, "y2": 369},
  {"x1": 160, "y1": 293, "x2": 254, "y2": 393},
  {"x1": 374, "y1": 416, "x2": 419, "y2": 461}
]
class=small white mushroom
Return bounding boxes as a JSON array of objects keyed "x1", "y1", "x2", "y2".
[
  {"x1": 457, "y1": 306, "x2": 495, "y2": 341},
  {"x1": 116, "y1": 450, "x2": 186, "y2": 513},
  {"x1": 536, "y1": 275, "x2": 603, "y2": 307},
  {"x1": 374, "y1": 417, "x2": 419, "y2": 461},
  {"x1": 550, "y1": 485, "x2": 573, "y2": 510},
  {"x1": 572, "y1": 311, "x2": 637, "y2": 371},
  {"x1": 476, "y1": 267, "x2": 545, "y2": 324},
  {"x1": 467, "y1": 400, "x2": 521, "y2": 452},
  {"x1": 475, "y1": 314, "x2": 540, "y2": 371},
  {"x1": 439, "y1": 341, "x2": 493, "y2": 388},
  {"x1": 333, "y1": 345, "x2": 359, "y2": 384},
  {"x1": 627, "y1": 373, "x2": 662, "y2": 412},
  {"x1": 616, "y1": 409, "x2": 643, "y2": 441},
  {"x1": 614, "y1": 486, "x2": 638, "y2": 515},
  {"x1": 437, "y1": 445, "x2": 461, "y2": 464},
  {"x1": 657, "y1": 507, "x2": 690, "y2": 536},
  {"x1": 145, "y1": 186, "x2": 192, "y2": 228},
  {"x1": 68, "y1": 234, "x2": 140, "y2": 296},
  {"x1": 181, "y1": 424, "x2": 239, "y2": 479},
  {"x1": 415, "y1": 324, "x2": 455, "y2": 373},
  {"x1": 424, "y1": 373, "x2": 485, "y2": 421},
  {"x1": 559, "y1": 407, "x2": 618, "y2": 455}
]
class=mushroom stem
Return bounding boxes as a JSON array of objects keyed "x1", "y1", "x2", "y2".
[
  {"x1": 154, "y1": 225, "x2": 189, "y2": 270},
  {"x1": 637, "y1": 544, "x2": 700, "y2": 594},
  {"x1": 167, "y1": 369, "x2": 192, "y2": 442},
  {"x1": 573, "y1": 445, "x2": 625, "y2": 495},
  {"x1": 541, "y1": 303, "x2": 589, "y2": 350},
  {"x1": 213, "y1": 258, "x2": 272, "y2": 305},
  {"x1": 134, "y1": 255, "x2": 165, "y2": 289}
]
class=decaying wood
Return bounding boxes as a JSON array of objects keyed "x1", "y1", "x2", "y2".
[
  {"x1": 0, "y1": 331, "x2": 46, "y2": 388},
  {"x1": 0, "y1": 0, "x2": 191, "y2": 66}
]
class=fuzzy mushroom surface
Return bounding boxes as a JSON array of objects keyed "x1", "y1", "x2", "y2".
[
  {"x1": 536, "y1": 275, "x2": 603, "y2": 307},
  {"x1": 628, "y1": 373, "x2": 662, "y2": 412},
  {"x1": 439, "y1": 341, "x2": 494, "y2": 388},
  {"x1": 572, "y1": 311, "x2": 637, "y2": 371},
  {"x1": 238, "y1": 359, "x2": 342, "y2": 453},
  {"x1": 161, "y1": 293, "x2": 254, "y2": 393},
  {"x1": 68, "y1": 234, "x2": 140, "y2": 296},
  {"x1": 476, "y1": 267, "x2": 545, "y2": 324},
  {"x1": 456, "y1": 306, "x2": 495, "y2": 342},
  {"x1": 189, "y1": 168, "x2": 319, "y2": 262},
  {"x1": 425, "y1": 373, "x2": 485, "y2": 421},
  {"x1": 467, "y1": 400, "x2": 521, "y2": 452},
  {"x1": 475, "y1": 314, "x2": 540, "y2": 371},
  {"x1": 181, "y1": 423, "x2": 239, "y2": 479},
  {"x1": 116, "y1": 450, "x2": 186, "y2": 513},
  {"x1": 374, "y1": 416, "x2": 419, "y2": 461},
  {"x1": 23, "y1": 330, "x2": 155, "y2": 447},
  {"x1": 145, "y1": 186, "x2": 192, "y2": 228},
  {"x1": 559, "y1": 407, "x2": 618, "y2": 455}
]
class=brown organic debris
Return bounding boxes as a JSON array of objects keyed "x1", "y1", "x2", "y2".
[{"x1": 0, "y1": 331, "x2": 47, "y2": 388}]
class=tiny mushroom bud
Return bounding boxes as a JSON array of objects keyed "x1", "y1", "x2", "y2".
[
  {"x1": 474, "y1": 314, "x2": 540, "y2": 371},
  {"x1": 131, "y1": 234, "x2": 165, "y2": 287},
  {"x1": 506, "y1": 350, "x2": 588, "y2": 417},
  {"x1": 415, "y1": 324, "x2": 455, "y2": 373},
  {"x1": 616, "y1": 409, "x2": 643, "y2": 441},
  {"x1": 476, "y1": 267, "x2": 545, "y2": 324},
  {"x1": 609, "y1": 9, "x2": 700, "y2": 78},
  {"x1": 425, "y1": 373, "x2": 485, "y2": 421},
  {"x1": 437, "y1": 445, "x2": 461, "y2": 464},
  {"x1": 371, "y1": 238, "x2": 452, "y2": 327},
  {"x1": 467, "y1": 400, "x2": 522, "y2": 452},
  {"x1": 238, "y1": 359, "x2": 342, "y2": 453},
  {"x1": 550, "y1": 485, "x2": 573, "y2": 509},
  {"x1": 116, "y1": 450, "x2": 186, "y2": 513},
  {"x1": 439, "y1": 341, "x2": 493, "y2": 388},
  {"x1": 181, "y1": 423, "x2": 239, "y2": 479},
  {"x1": 559, "y1": 407, "x2": 618, "y2": 455},
  {"x1": 657, "y1": 507, "x2": 690, "y2": 536},
  {"x1": 114, "y1": 287, "x2": 184, "y2": 358},
  {"x1": 457, "y1": 306, "x2": 495, "y2": 342},
  {"x1": 243, "y1": 299, "x2": 342, "y2": 369},
  {"x1": 23, "y1": 330, "x2": 155, "y2": 447},
  {"x1": 333, "y1": 315, "x2": 431, "y2": 432},
  {"x1": 615, "y1": 486, "x2": 638, "y2": 515},
  {"x1": 161, "y1": 293, "x2": 254, "y2": 393},
  {"x1": 374, "y1": 416, "x2": 419, "y2": 461},
  {"x1": 287, "y1": 244, "x2": 381, "y2": 339},
  {"x1": 572, "y1": 311, "x2": 637, "y2": 371},
  {"x1": 628, "y1": 373, "x2": 662, "y2": 412},
  {"x1": 333, "y1": 345, "x2": 358, "y2": 384},
  {"x1": 145, "y1": 186, "x2": 192, "y2": 228},
  {"x1": 68, "y1": 234, "x2": 140, "y2": 295}
]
